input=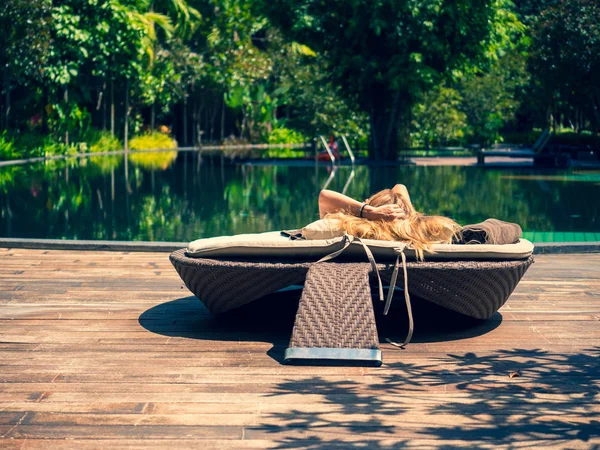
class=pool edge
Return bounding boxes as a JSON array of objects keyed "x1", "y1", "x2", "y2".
[
  {"x1": 0, "y1": 238, "x2": 186, "y2": 252},
  {"x1": 0, "y1": 238, "x2": 598, "y2": 254}
]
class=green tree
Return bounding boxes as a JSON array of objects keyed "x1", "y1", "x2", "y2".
[
  {"x1": 460, "y1": 51, "x2": 530, "y2": 145},
  {"x1": 259, "y1": 0, "x2": 506, "y2": 160},
  {"x1": 512, "y1": 0, "x2": 558, "y2": 23},
  {"x1": 266, "y1": 30, "x2": 368, "y2": 144},
  {"x1": 411, "y1": 85, "x2": 467, "y2": 148},
  {"x1": 0, "y1": 0, "x2": 52, "y2": 129},
  {"x1": 201, "y1": 0, "x2": 273, "y2": 141},
  {"x1": 530, "y1": 0, "x2": 600, "y2": 134}
]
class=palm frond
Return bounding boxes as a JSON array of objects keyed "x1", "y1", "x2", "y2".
[{"x1": 169, "y1": 0, "x2": 201, "y2": 37}]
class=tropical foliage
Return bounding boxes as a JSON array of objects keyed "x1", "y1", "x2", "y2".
[
  {"x1": 0, "y1": 0, "x2": 598, "y2": 160},
  {"x1": 530, "y1": 0, "x2": 600, "y2": 134}
]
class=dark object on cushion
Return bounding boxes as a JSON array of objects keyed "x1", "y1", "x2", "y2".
[
  {"x1": 281, "y1": 229, "x2": 305, "y2": 240},
  {"x1": 455, "y1": 219, "x2": 522, "y2": 245}
]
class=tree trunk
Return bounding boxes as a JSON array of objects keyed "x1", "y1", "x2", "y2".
[
  {"x1": 240, "y1": 108, "x2": 247, "y2": 140},
  {"x1": 591, "y1": 92, "x2": 600, "y2": 136},
  {"x1": 150, "y1": 103, "x2": 156, "y2": 131},
  {"x1": 183, "y1": 95, "x2": 188, "y2": 146},
  {"x1": 368, "y1": 88, "x2": 412, "y2": 161},
  {"x1": 204, "y1": 106, "x2": 209, "y2": 143},
  {"x1": 42, "y1": 86, "x2": 49, "y2": 133},
  {"x1": 124, "y1": 80, "x2": 130, "y2": 151},
  {"x1": 3, "y1": 78, "x2": 10, "y2": 131},
  {"x1": 110, "y1": 79, "x2": 115, "y2": 137},
  {"x1": 192, "y1": 96, "x2": 197, "y2": 147},
  {"x1": 64, "y1": 87, "x2": 69, "y2": 146},
  {"x1": 220, "y1": 96, "x2": 225, "y2": 141},
  {"x1": 102, "y1": 82, "x2": 107, "y2": 131},
  {"x1": 210, "y1": 99, "x2": 218, "y2": 142}
]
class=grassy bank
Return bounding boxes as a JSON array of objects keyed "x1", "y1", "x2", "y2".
[{"x1": 0, "y1": 130, "x2": 178, "y2": 161}]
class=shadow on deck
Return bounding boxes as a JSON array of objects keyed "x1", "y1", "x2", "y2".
[{"x1": 138, "y1": 291, "x2": 501, "y2": 364}]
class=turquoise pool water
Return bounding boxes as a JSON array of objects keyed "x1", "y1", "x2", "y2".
[{"x1": 0, "y1": 152, "x2": 598, "y2": 242}]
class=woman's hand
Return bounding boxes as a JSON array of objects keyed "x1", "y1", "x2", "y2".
[{"x1": 364, "y1": 204, "x2": 406, "y2": 221}]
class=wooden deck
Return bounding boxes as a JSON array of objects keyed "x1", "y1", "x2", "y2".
[{"x1": 1, "y1": 248, "x2": 599, "y2": 449}]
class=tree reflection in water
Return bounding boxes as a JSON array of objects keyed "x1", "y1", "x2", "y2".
[{"x1": 0, "y1": 152, "x2": 598, "y2": 240}]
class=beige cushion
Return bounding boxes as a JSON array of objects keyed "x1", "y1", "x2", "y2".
[
  {"x1": 186, "y1": 231, "x2": 534, "y2": 261},
  {"x1": 301, "y1": 218, "x2": 344, "y2": 240}
]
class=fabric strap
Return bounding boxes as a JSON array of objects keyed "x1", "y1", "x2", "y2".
[
  {"x1": 353, "y1": 236, "x2": 384, "y2": 303},
  {"x1": 384, "y1": 247, "x2": 413, "y2": 348},
  {"x1": 316, "y1": 235, "x2": 414, "y2": 348},
  {"x1": 316, "y1": 234, "x2": 353, "y2": 262}
]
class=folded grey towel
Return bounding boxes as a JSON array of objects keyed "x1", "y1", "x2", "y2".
[{"x1": 455, "y1": 219, "x2": 522, "y2": 245}]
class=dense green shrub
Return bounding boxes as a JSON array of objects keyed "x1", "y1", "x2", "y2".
[
  {"x1": 129, "y1": 131, "x2": 177, "y2": 150},
  {"x1": 0, "y1": 132, "x2": 18, "y2": 160},
  {"x1": 266, "y1": 147, "x2": 308, "y2": 159},
  {"x1": 267, "y1": 128, "x2": 308, "y2": 145},
  {"x1": 41, "y1": 141, "x2": 77, "y2": 157},
  {"x1": 10, "y1": 133, "x2": 46, "y2": 158},
  {"x1": 2, "y1": 130, "x2": 122, "y2": 160},
  {"x1": 8, "y1": 132, "x2": 77, "y2": 158},
  {"x1": 264, "y1": 127, "x2": 308, "y2": 158},
  {"x1": 128, "y1": 131, "x2": 178, "y2": 170},
  {"x1": 86, "y1": 131, "x2": 123, "y2": 173},
  {"x1": 87, "y1": 131, "x2": 122, "y2": 153}
]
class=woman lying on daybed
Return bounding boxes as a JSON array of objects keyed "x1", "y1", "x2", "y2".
[
  {"x1": 318, "y1": 184, "x2": 461, "y2": 260},
  {"x1": 318, "y1": 185, "x2": 522, "y2": 260}
]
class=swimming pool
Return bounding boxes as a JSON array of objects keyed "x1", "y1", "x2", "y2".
[{"x1": 0, "y1": 152, "x2": 598, "y2": 242}]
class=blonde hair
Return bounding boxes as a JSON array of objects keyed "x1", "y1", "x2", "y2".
[{"x1": 326, "y1": 189, "x2": 461, "y2": 260}]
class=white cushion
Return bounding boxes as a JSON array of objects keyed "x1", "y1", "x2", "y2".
[{"x1": 186, "y1": 231, "x2": 534, "y2": 261}]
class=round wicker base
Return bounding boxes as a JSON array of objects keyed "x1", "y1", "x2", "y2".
[{"x1": 170, "y1": 250, "x2": 534, "y2": 320}]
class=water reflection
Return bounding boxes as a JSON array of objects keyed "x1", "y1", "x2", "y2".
[
  {"x1": 0, "y1": 152, "x2": 598, "y2": 241},
  {"x1": 128, "y1": 151, "x2": 178, "y2": 170}
]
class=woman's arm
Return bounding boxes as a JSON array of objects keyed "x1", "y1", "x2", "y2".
[
  {"x1": 318, "y1": 190, "x2": 363, "y2": 218},
  {"x1": 318, "y1": 190, "x2": 406, "y2": 220},
  {"x1": 392, "y1": 184, "x2": 416, "y2": 215}
]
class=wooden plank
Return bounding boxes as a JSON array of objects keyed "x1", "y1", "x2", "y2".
[
  {"x1": 0, "y1": 440, "x2": 279, "y2": 450},
  {"x1": 4, "y1": 424, "x2": 243, "y2": 440},
  {"x1": 0, "y1": 378, "x2": 597, "y2": 395},
  {"x1": 1, "y1": 409, "x2": 598, "y2": 428},
  {"x1": 3, "y1": 420, "x2": 600, "y2": 443},
  {"x1": 1, "y1": 399, "x2": 598, "y2": 415},
  {"x1": 2, "y1": 439, "x2": 599, "y2": 450},
  {"x1": 1, "y1": 248, "x2": 599, "y2": 449}
]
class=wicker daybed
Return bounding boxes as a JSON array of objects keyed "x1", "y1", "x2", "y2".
[{"x1": 170, "y1": 232, "x2": 534, "y2": 366}]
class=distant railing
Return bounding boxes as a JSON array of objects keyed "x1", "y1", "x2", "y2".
[{"x1": 317, "y1": 135, "x2": 356, "y2": 166}]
